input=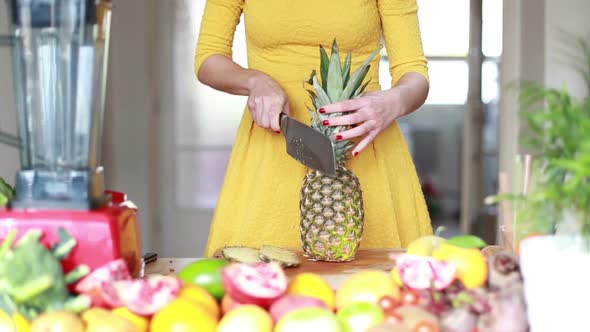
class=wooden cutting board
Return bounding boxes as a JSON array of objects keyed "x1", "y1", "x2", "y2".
[{"x1": 145, "y1": 248, "x2": 404, "y2": 288}]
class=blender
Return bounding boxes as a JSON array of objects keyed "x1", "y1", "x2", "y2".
[{"x1": 0, "y1": 0, "x2": 142, "y2": 276}]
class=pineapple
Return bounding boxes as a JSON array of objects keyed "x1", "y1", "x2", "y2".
[{"x1": 300, "y1": 40, "x2": 381, "y2": 262}]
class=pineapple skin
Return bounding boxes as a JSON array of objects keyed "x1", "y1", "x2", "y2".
[
  {"x1": 299, "y1": 40, "x2": 378, "y2": 262},
  {"x1": 300, "y1": 166, "x2": 365, "y2": 262}
]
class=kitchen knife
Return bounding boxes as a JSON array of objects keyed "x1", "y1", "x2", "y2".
[{"x1": 280, "y1": 112, "x2": 337, "y2": 178}]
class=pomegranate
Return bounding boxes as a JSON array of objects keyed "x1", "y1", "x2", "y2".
[
  {"x1": 396, "y1": 254, "x2": 456, "y2": 290},
  {"x1": 74, "y1": 259, "x2": 131, "y2": 308},
  {"x1": 269, "y1": 295, "x2": 329, "y2": 323},
  {"x1": 114, "y1": 275, "x2": 183, "y2": 316},
  {"x1": 222, "y1": 262, "x2": 287, "y2": 308}
]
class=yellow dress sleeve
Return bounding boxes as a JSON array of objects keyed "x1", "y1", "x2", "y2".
[
  {"x1": 194, "y1": 0, "x2": 244, "y2": 76},
  {"x1": 377, "y1": 0, "x2": 429, "y2": 86}
]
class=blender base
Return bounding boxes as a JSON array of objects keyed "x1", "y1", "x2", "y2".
[{"x1": 0, "y1": 191, "x2": 142, "y2": 278}]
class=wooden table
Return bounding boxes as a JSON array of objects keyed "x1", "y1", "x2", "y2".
[{"x1": 145, "y1": 249, "x2": 404, "y2": 288}]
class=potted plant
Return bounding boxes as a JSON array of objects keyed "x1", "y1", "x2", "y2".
[{"x1": 492, "y1": 34, "x2": 590, "y2": 331}]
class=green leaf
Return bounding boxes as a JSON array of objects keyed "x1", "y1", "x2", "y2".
[
  {"x1": 65, "y1": 265, "x2": 90, "y2": 284},
  {"x1": 339, "y1": 46, "x2": 381, "y2": 101},
  {"x1": 0, "y1": 229, "x2": 16, "y2": 258},
  {"x1": 312, "y1": 75, "x2": 332, "y2": 107},
  {"x1": 319, "y1": 45, "x2": 330, "y2": 91},
  {"x1": 353, "y1": 78, "x2": 372, "y2": 98},
  {"x1": 446, "y1": 235, "x2": 488, "y2": 249},
  {"x1": 10, "y1": 275, "x2": 53, "y2": 303},
  {"x1": 342, "y1": 50, "x2": 352, "y2": 87},
  {"x1": 52, "y1": 228, "x2": 77, "y2": 260},
  {"x1": 326, "y1": 40, "x2": 344, "y2": 102},
  {"x1": 0, "y1": 293, "x2": 16, "y2": 315}
]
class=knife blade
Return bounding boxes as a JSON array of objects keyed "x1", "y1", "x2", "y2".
[{"x1": 280, "y1": 113, "x2": 337, "y2": 178}]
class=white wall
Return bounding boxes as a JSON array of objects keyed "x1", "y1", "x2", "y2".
[
  {"x1": 0, "y1": 1, "x2": 21, "y2": 184},
  {"x1": 544, "y1": 0, "x2": 590, "y2": 98},
  {"x1": 102, "y1": 0, "x2": 159, "y2": 252}
]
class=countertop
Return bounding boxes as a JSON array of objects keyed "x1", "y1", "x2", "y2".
[{"x1": 145, "y1": 249, "x2": 404, "y2": 288}]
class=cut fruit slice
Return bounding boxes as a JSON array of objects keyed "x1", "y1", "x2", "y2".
[
  {"x1": 113, "y1": 275, "x2": 182, "y2": 316},
  {"x1": 395, "y1": 254, "x2": 456, "y2": 290},
  {"x1": 74, "y1": 259, "x2": 131, "y2": 308},
  {"x1": 221, "y1": 247, "x2": 262, "y2": 264},
  {"x1": 222, "y1": 262, "x2": 287, "y2": 308},
  {"x1": 260, "y1": 246, "x2": 301, "y2": 268}
]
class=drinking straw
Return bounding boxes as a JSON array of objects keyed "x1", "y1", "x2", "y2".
[
  {"x1": 498, "y1": 172, "x2": 515, "y2": 251},
  {"x1": 523, "y1": 154, "x2": 533, "y2": 195}
]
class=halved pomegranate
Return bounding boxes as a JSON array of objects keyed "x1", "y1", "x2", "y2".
[
  {"x1": 114, "y1": 275, "x2": 183, "y2": 316},
  {"x1": 222, "y1": 262, "x2": 287, "y2": 308},
  {"x1": 74, "y1": 259, "x2": 132, "y2": 308},
  {"x1": 396, "y1": 254, "x2": 456, "y2": 290}
]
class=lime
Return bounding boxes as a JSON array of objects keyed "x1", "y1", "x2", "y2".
[
  {"x1": 446, "y1": 235, "x2": 488, "y2": 249},
  {"x1": 178, "y1": 258, "x2": 229, "y2": 300}
]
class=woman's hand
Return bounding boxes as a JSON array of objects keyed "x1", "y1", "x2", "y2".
[
  {"x1": 319, "y1": 89, "x2": 405, "y2": 156},
  {"x1": 246, "y1": 71, "x2": 290, "y2": 133},
  {"x1": 319, "y1": 72, "x2": 429, "y2": 156}
]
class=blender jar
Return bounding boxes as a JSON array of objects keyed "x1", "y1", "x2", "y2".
[{"x1": 3, "y1": 0, "x2": 112, "y2": 209}]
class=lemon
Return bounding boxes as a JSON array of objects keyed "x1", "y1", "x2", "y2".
[
  {"x1": 406, "y1": 235, "x2": 446, "y2": 256},
  {"x1": 390, "y1": 267, "x2": 404, "y2": 287},
  {"x1": 151, "y1": 298, "x2": 217, "y2": 332},
  {"x1": 336, "y1": 271, "x2": 399, "y2": 310},
  {"x1": 178, "y1": 284, "x2": 220, "y2": 318},
  {"x1": 12, "y1": 313, "x2": 29, "y2": 332},
  {"x1": 112, "y1": 307, "x2": 149, "y2": 332},
  {"x1": 432, "y1": 243, "x2": 488, "y2": 289},
  {"x1": 287, "y1": 273, "x2": 335, "y2": 309},
  {"x1": 217, "y1": 305, "x2": 272, "y2": 332}
]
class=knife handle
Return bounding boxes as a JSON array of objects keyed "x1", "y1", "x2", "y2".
[{"x1": 279, "y1": 112, "x2": 288, "y2": 133}]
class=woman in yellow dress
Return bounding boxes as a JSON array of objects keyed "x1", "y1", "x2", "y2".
[{"x1": 196, "y1": 0, "x2": 433, "y2": 257}]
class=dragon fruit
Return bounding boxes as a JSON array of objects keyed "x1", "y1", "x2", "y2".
[{"x1": 395, "y1": 254, "x2": 456, "y2": 290}]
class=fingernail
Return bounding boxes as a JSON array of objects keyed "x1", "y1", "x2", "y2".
[
  {"x1": 322, "y1": 120, "x2": 329, "y2": 126},
  {"x1": 353, "y1": 151, "x2": 359, "y2": 157},
  {"x1": 275, "y1": 131, "x2": 281, "y2": 134},
  {"x1": 336, "y1": 135, "x2": 343, "y2": 141},
  {"x1": 319, "y1": 108, "x2": 326, "y2": 114}
]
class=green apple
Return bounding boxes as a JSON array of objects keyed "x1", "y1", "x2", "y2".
[
  {"x1": 337, "y1": 302, "x2": 385, "y2": 332},
  {"x1": 275, "y1": 308, "x2": 344, "y2": 332}
]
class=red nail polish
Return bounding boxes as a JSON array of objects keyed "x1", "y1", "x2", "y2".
[
  {"x1": 336, "y1": 135, "x2": 343, "y2": 141},
  {"x1": 353, "y1": 151, "x2": 359, "y2": 157},
  {"x1": 275, "y1": 131, "x2": 281, "y2": 134},
  {"x1": 322, "y1": 120, "x2": 329, "y2": 126},
  {"x1": 319, "y1": 108, "x2": 326, "y2": 114}
]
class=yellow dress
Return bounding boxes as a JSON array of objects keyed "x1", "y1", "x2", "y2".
[{"x1": 196, "y1": 0, "x2": 433, "y2": 257}]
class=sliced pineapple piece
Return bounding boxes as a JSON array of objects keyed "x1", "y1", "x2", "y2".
[
  {"x1": 259, "y1": 246, "x2": 301, "y2": 268},
  {"x1": 220, "y1": 246, "x2": 262, "y2": 264}
]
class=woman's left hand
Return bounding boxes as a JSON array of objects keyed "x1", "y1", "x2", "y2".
[{"x1": 319, "y1": 89, "x2": 405, "y2": 157}]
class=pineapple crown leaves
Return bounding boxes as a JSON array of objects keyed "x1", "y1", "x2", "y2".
[{"x1": 304, "y1": 39, "x2": 382, "y2": 164}]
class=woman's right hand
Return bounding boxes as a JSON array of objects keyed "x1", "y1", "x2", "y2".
[{"x1": 246, "y1": 71, "x2": 290, "y2": 133}]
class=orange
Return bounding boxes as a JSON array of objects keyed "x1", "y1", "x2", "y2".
[
  {"x1": 112, "y1": 307, "x2": 149, "y2": 332},
  {"x1": 150, "y1": 298, "x2": 217, "y2": 332},
  {"x1": 432, "y1": 243, "x2": 487, "y2": 289},
  {"x1": 287, "y1": 273, "x2": 335, "y2": 309},
  {"x1": 178, "y1": 284, "x2": 220, "y2": 318},
  {"x1": 216, "y1": 305, "x2": 272, "y2": 332},
  {"x1": 336, "y1": 270, "x2": 400, "y2": 310}
]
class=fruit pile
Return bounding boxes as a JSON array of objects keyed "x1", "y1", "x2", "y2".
[{"x1": 0, "y1": 228, "x2": 529, "y2": 332}]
